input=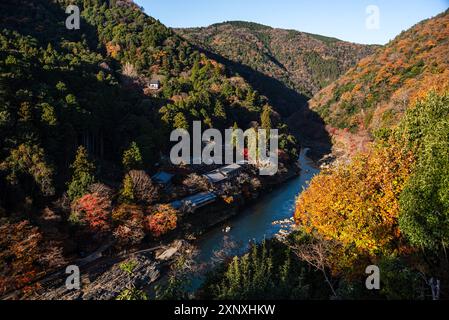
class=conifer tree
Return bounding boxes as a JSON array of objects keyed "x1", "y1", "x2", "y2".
[
  {"x1": 261, "y1": 105, "x2": 272, "y2": 133},
  {"x1": 122, "y1": 142, "x2": 143, "y2": 171},
  {"x1": 67, "y1": 146, "x2": 95, "y2": 201}
]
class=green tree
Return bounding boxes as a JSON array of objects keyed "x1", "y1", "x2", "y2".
[
  {"x1": 399, "y1": 92, "x2": 449, "y2": 251},
  {"x1": 261, "y1": 105, "x2": 272, "y2": 136},
  {"x1": 213, "y1": 100, "x2": 226, "y2": 120},
  {"x1": 202, "y1": 240, "x2": 309, "y2": 300},
  {"x1": 173, "y1": 112, "x2": 189, "y2": 130},
  {"x1": 245, "y1": 88, "x2": 257, "y2": 108},
  {"x1": 119, "y1": 174, "x2": 135, "y2": 203},
  {"x1": 67, "y1": 146, "x2": 95, "y2": 201},
  {"x1": 0, "y1": 144, "x2": 55, "y2": 197},
  {"x1": 122, "y1": 142, "x2": 143, "y2": 171}
]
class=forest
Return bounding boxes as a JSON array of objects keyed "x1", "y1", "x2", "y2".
[
  {"x1": 0, "y1": 0, "x2": 448, "y2": 301},
  {"x1": 0, "y1": 0, "x2": 299, "y2": 297}
]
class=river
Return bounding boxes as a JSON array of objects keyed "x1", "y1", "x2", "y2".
[{"x1": 189, "y1": 148, "x2": 320, "y2": 291}]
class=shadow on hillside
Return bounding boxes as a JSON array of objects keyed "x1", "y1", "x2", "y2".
[
  {"x1": 194, "y1": 46, "x2": 332, "y2": 161},
  {"x1": 286, "y1": 102, "x2": 332, "y2": 161},
  {"x1": 0, "y1": 0, "x2": 100, "y2": 49}
]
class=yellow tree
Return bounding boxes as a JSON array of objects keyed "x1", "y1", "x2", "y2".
[{"x1": 295, "y1": 143, "x2": 414, "y2": 271}]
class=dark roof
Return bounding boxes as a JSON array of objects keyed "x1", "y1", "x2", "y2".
[
  {"x1": 203, "y1": 170, "x2": 227, "y2": 184},
  {"x1": 152, "y1": 171, "x2": 174, "y2": 184},
  {"x1": 219, "y1": 164, "x2": 242, "y2": 176},
  {"x1": 171, "y1": 192, "x2": 217, "y2": 210}
]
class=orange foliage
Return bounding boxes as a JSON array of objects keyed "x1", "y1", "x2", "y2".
[
  {"x1": 144, "y1": 204, "x2": 178, "y2": 237},
  {"x1": 106, "y1": 41, "x2": 121, "y2": 58},
  {"x1": 0, "y1": 221, "x2": 57, "y2": 295},
  {"x1": 112, "y1": 203, "x2": 145, "y2": 247},
  {"x1": 72, "y1": 193, "x2": 112, "y2": 234},
  {"x1": 295, "y1": 143, "x2": 415, "y2": 270},
  {"x1": 310, "y1": 10, "x2": 449, "y2": 148}
]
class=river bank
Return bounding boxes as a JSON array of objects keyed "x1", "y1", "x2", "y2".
[
  {"x1": 22, "y1": 154, "x2": 300, "y2": 300},
  {"x1": 186, "y1": 148, "x2": 320, "y2": 292}
]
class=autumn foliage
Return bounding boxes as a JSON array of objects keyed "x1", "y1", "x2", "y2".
[
  {"x1": 295, "y1": 143, "x2": 415, "y2": 270},
  {"x1": 71, "y1": 193, "x2": 112, "y2": 234},
  {"x1": 145, "y1": 204, "x2": 178, "y2": 237},
  {"x1": 0, "y1": 221, "x2": 64, "y2": 295},
  {"x1": 310, "y1": 10, "x2": 449, "y2": 156},
  {"x1": 112, "y1": 204, "x2": 146, "y2": 247}
]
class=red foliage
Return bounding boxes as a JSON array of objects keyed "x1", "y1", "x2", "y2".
[
  {"x1": 0, "y1": 221, "x2": 49, "y2": 295},
  {"x1": 73, "y1": 193, "x2": 112, "y2": 234}
]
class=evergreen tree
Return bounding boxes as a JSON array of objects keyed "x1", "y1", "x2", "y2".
[
  {"x1": 122, "y1": 142, "x2": 143, "y2": 171},
  {"x1": 213, "y1": 100, "x2": 226, "y2": 120},
  {"x1": 119, "y1": 174, "x2": 135, "y2": 203},
  {"x1": 67, "y1": 146, "x2": 95, "y2": 201},
  {"x1": 173, "y1": 112, "x2": 189, "y2": 130},
  {"x1": 261, "y1": 105, "x2": 272, "y2": 135}
]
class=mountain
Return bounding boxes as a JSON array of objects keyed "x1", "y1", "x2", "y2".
[
  {"x1": 308, "y1": 9, "x2": 449, "y2": 158},
  {"x1": 176, "y1": 21, "x2": 378, "y2": 99},
  {"x1": 0, "y1": 0, "x2": 301, "y2": 296},
  {"x1": 175, "y1": 21, "x2": 378, "y2": 158},
  {"x1": 292, "y1": 10, "x2": 449, "y2": 300},
  {"x1": 0, "y1": 0, "x2": 298, "y2": 195},
  {"x1": 291, "y1": 10, "x2": 449, "y2": 297}
]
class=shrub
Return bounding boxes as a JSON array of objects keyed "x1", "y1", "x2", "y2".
[
  {"x1": 116, "y1": 288, "x2": 148, "y2": 300},
  {"x1": 145, "y1": 205, "x2": 178, "y2": 237},
  {"x1": 71, "y1": 193, "x2": 112, "y2": 234},
  {"x1": 112, "y1": 204, "x2": 145, "y2": 247}
]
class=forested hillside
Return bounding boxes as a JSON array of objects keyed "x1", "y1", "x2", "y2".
[
  {"x1": 2, "y1": 0, "x2": 447, "y2": 302},
  {"x1": 291, "y1": 10, "x2": 449, "y2": 299},
  {"x1": 309, "y1": 9, "x2": 449, "y2": 157},
  {"x1": 176, "y1": 21, "x2": 378, "y2": 98},
  {"x1": 293, "y1": 91, "x2": 449, "y2": 299},
  {"x1": 176, "y1": 21, "x2": 378, "y2": 158},
  {"x1": 0, "y1": 0, "x2": 299, "y2": 296},
  {"x1": 200, "y1": 10, "x2": 449, "y2": 301}
]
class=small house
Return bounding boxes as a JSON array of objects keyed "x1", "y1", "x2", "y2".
[
  {"x1": 203, "y1": 163, "x2": 243, "y2": 185},
  {"x1": 219, "y1": 164, "x2": 243, "y2": 178},
  {"x1": 148, "y1": 80, "x2": 160, "y2": 90}
]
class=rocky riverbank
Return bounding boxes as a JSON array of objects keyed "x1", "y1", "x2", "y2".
[{"x1": 32, "y1": 240, "x2": 193, "y2": 300}]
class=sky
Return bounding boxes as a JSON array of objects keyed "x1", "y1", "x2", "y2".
[{"x1": 135, "y1": 0, "x2": 448, "y2": 44}]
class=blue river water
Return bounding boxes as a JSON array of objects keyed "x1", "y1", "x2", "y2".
[{"x1": 189, "y1": 148, "x2": 320, "y2": 291}]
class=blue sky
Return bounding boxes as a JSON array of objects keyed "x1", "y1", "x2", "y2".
[{"x1": 135, "y1": 0, "x2": 448, "y2": 44}]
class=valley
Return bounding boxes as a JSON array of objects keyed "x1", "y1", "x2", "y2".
[{"x1": 0, "y1": 0, "x2": 448, "y2": 301}]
